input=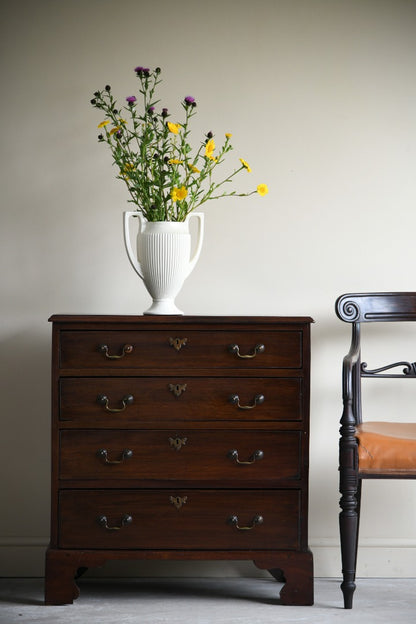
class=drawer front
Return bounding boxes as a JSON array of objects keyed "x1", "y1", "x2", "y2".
[
  {"x1": 59, "y1": 489, "x2": 300, "y2": 550},
  {"x1": 59, "y1": 330, "x2": 302, "y2": 370},
  {"x1": 59, "y1": 378, "x2": 302, "y2": 424},
  {"x1": 59, "y1": 430, "x2": 301, "y2": 482}
]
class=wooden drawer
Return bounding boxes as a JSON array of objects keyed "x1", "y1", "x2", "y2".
[
  {"x1": 59, "y1": 330, "x2": 303, "y2": 370},
  {"x1": 59, "y1": 489, "x2": 300, "y2": 550},
  {"x1": 59, "y1": 377, "x2": 302, "y2": 424},
  {"x1": 59, "y1": 430, "x2": 301, "y2": 482}
]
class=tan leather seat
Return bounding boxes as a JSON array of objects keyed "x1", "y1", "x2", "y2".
[{"x1": 356, "y1": 422, "x2": 416, "y2": 474}]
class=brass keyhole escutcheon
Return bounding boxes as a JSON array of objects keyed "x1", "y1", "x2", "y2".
[
  {"x1": 169, "y1": 383, "x2": 187, "y2": 398},
  {"x1": 169, "y1": 436, "x2": 188, "y2": 451},
  {"x1": 169, "y1": 337, "x2": 188, "y2": 352},
  {"x1": 170, "y1": 495, "x2": 188, "y2": 510}
]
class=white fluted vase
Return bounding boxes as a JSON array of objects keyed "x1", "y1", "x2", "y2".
[{"x1": 123, "y1": 212, "x2": 204, "y2": 315}]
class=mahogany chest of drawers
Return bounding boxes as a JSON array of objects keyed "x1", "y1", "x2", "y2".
[{"x1": 45, "y1": 315, "x2": 313, "y2": 605}]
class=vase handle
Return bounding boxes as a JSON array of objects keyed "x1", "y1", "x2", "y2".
[
  {"x1": 187, "y1": 212, "x2": 204, "y2": 277},
  {"x1": 123, "y1": 211, "x2": 144, "y2": 280}
]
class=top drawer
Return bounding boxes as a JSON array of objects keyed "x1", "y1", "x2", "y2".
[{"x1": 59, "y1": 330, "x2": 303, "y2": 371}]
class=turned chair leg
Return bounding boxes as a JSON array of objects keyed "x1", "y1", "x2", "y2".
[{"x1": 339, "y1": 479, "x2": 361, "y2": 609}]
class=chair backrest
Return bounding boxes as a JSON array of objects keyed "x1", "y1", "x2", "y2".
[
  {"x1": 336, "y1": 293, "x2": 416, "y2": 426},
  {"x1": 336, "y1": 293, "x2": 416, "y2": 379}
]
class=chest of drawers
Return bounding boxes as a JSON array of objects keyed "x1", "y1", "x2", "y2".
[{"x1": 45, "y1": 315, "x2": 313, "y2": 605}]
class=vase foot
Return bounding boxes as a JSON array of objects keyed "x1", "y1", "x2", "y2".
[{"x1": 144, "y1": 299, "x2": 184, "y2": 315}]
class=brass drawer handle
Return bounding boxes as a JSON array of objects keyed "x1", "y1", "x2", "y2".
[
  {"x1": 227, "y1": 514, "x2": 264, "y2": 530},
  {"x1": 97, "y1": 394, "x2": 134, "y2": 413},
  {"x1": 227, "y1": 449, "x2": 264, "y2": 465},
  {"x1": 97, "y1": 514, "x2": 133, "y2": 530},
  {"x1": 229, "y1": 393, "x2": 265, "y2": 409},
  {"x1": 98, "y1": 344, "x2": 133, "y2": 359},
  {"x1": 97, "y1": 448, "x2": 133, "y2": 464},
  {"x1": 228, "y1": 343, "x2": 265, "y2": 359}
]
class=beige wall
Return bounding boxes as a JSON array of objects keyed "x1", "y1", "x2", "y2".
[{"x1": 1, "y1": 0, "x2": 416, "y2": 578}]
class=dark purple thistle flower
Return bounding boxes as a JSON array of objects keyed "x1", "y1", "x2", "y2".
[
  {"x1": 147, "y1": 106, "x2": 155, "y2": 114},
  {"x1": 184, "y1": 96, "x2": 195, "y2": 106},
  {"x1": 135, "y1": 66, "x2": 150, "y2": 77},
  {"x1": 126, "y1": 95, "x2": 137, "y2": 104},
  {"x1": 162, "y1": 108, "x2": 169, "y2": 117}
]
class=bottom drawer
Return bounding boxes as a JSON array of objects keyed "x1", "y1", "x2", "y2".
[{"x1": 59, "y1": 489, "x2": 300, "y2": 550}]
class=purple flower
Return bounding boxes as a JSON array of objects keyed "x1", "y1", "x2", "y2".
[
  {"x1": 126, "y1": 96, "x2": 137, "y2": 104},
  {"x1": 184, "y1": 96, "x2": 195, "y2": 106},
  {"x1": 147, "y1": 106, "x2": 155, "y2": 115},
  {"x1": 162, "y1": 107, "x2": 169, "y2": 117},
  {"x1": 134, "y1": 66, "x2": 150, "y2": 76}
]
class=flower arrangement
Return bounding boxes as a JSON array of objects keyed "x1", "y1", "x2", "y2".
[{"x1": 90, "y1": 66, "x2": 268, "y2": 222}]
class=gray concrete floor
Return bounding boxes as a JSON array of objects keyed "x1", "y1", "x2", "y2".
[{"x1": 0, "y1": 577, "x2": 415, "y2": 624}]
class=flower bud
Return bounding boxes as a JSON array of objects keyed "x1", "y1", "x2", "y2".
[{"x1": 105, "y1": 85, "x2": 111, "y2": 91}]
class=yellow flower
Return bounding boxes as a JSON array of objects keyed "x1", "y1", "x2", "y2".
[
  {"x1": 167, "y1": 122, "x2": 181, "y2": 134},
  {"x1": 97, "y1": 120, "x2": 110, "y2": 128},
  {"x1": 205, "y1": 138, "x2": 216, "y2": 160},
  {"x1": 240, "y1": 158, "x2": 251, "y2": 172},
  {"x1": 188, "y1": 163, "x2": 200, "y2": 174},
  {"x1": 257, "y1": 184, "x2": 269, "y2": 196},
  {"x1": 225, "y1": 133, "x2": 232, "y2": 138},
  {"x1": 176, "y1": 186, "x2": 188, "y2": 201},
  {"x1": 121, "y1": 163, "x2": 134, "y2": 175},
  {"x1": 171, "y1": 186, "x2": 188, "y2": 202},
  {"x1": 110, "y1": 125, "x2": 122, "y2": 135},
  {"x1": 168, "y1": 159, "x2": 183, "y2": 165},
  {"x1": 120, "y1": 162, "x2": 134, "y2": 179}
]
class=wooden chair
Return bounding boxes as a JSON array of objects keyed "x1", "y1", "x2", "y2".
[{"x1": 336, "y1": 293, "x2": 416, "y2": 609}]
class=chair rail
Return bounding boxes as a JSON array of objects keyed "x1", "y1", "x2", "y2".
[{"x1": 336, "y1": 293, "x2": 416, "y2": 323}]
